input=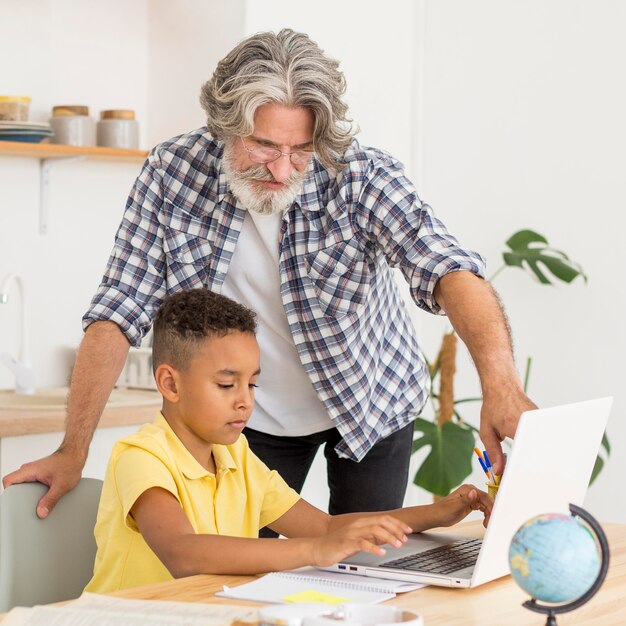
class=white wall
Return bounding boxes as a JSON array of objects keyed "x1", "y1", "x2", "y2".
[
  {"x1": 1, "y1": 0, "x2": 624, "y2": 523},
  {"x1": 0, "y1": 0, "x2": 152, "y2": 392},
  {"x1": 0, "y1": 0, "x2": 246, "y2": 393},
  {"x1": 146, "y1": 0, "x2": 246, "y2": 147},
  {"x1": 415, "y1": 0, "x2": 626, "y2": 523}
]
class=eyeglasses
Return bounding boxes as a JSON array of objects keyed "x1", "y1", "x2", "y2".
[{"x1": 240, "y1": 137, "x2": 314, "y2": 167}]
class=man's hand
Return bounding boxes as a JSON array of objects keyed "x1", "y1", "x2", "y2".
[
  {"x1": 311, "y1": 515, "x2": 413, "y2": 567},
  {"x1": 434, "y1": 484, "x2": 494, "y2": 528},
  {"x1": 2, "y1": 448, "x2": 84, "y2": 518},
  {"x1": 433, "y1": 272, "x2": 537, "y2": 476},
  {"x1": 480, "y1": 386, "x2": 537, "y2": 475}
]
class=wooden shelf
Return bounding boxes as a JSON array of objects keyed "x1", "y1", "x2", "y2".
[{"x1": 0, "y1": 140, "x2": 148, "y2": 162}]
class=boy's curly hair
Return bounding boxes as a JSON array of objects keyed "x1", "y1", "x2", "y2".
[{"x1": 152, "y1": 288, "x2": 257, "y2": 372}]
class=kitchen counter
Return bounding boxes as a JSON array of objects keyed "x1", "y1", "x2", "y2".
[{"x1": 0, "y1": 389, "x2": 162, "y2": 438}]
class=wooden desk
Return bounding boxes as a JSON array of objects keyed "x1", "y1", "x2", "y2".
[{"x1": 102, "y1": 521, "x2": 626, "y2": 625}]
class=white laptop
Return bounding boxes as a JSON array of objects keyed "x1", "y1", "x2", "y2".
[{"x1": 323, "y1": 397, "x2": 612, "y2": 588}]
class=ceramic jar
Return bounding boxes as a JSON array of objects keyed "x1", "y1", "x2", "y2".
[
  {"x1": 96, "y1": 109, "x2": 139, "y2": 149},
  {"x1": 49, "y1": 105, "x2": 95, "y2": 146}
]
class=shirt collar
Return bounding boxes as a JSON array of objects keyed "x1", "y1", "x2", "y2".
[
  {"x1": 292, "y1": 157, "x2": 329, "y2": 214},
  {"x1": 214, "y1": 140, "x2": 230, "y2": 206},
  {"x1": 154, "y1": 412, "x2": 238, "y2": 480}
]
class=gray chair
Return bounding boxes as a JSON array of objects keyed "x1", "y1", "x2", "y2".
[{"x1": 0, "y1": 478, "x2": 103, "y2": 612}]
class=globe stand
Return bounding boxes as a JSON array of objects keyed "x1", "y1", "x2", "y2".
[{"x1": 521, "y1": 504, "x2": 610, "y2": 625}]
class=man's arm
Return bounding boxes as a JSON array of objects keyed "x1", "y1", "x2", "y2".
[
  {"x1": 2, "y1": 321, "x2": 130, "y2": 517},
  {"x1": 433, "y1": 271, "x2": 537, "y2": 474}
]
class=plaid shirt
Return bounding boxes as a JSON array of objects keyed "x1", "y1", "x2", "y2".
[{"x1": 84, "y1": 129, "x2": 485, "y2": 461}]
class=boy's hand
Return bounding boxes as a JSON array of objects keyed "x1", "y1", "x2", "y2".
[
  {"x1": 310, "y1": 515, "x2": 413, "y2": 567},
  {"x1": 434, "y1": 484, "x2": 493, "y2": 528}
]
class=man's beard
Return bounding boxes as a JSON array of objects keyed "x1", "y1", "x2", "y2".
[{"x1": 222, "y1": 142, "x2": 307, "y2": 215}]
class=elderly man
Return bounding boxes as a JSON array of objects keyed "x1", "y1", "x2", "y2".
[{"x1": 4, "y1": 29, "x2": 534, "y2": 524}]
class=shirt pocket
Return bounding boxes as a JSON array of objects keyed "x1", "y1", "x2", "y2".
[
  {"x1": 162, "y1": 227, "x2": 213, "y2": 288},
  {"x1": 306, "y1": 239, "x2": 371, "y2": 319}
]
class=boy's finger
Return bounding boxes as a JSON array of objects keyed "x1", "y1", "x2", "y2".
[
  {"x1": 354, "y1": 537, "x2": 388, "y2": 557},
  {"x1": 365, "y1": 527, "x2": 408, "y2": 549},
  {"x1": 467, "y1": 491, "x2": 494, "y2": 525},
  {"x1": 372, "y1": 518, "x2": 414, "y2": 544}
]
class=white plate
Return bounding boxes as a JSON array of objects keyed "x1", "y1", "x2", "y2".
[{"x1": 0, "y1": 121, "x2": 52, "y2": 130}]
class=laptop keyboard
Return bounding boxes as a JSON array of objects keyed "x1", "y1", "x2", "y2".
[{"x1": 380, "y1": 537, "x2": 483, "y2": 575}]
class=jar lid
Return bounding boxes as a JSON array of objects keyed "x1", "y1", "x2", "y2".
[
  {"x1": 100, "y1": 109, "x2": 135, "y2": 120},
  {"x1": 0, "y1": 96, "x2": 31, "y2": 103},
  {"x1": 52, "y1": 105, "x2": 90, "y2": 116}
]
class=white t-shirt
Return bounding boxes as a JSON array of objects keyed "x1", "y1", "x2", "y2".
[{"x1": 222, "y1": 210, "x2": 333, "y2": 436}]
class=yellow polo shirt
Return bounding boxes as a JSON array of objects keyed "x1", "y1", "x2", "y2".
[{"x1": 86, "y1": 413, "x2": 300, "y2": 593}]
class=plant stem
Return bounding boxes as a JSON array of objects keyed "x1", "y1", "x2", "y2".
[
  {"x1": 488, "y1": 264, "x2": 506, "y2": 282},
  {"x1": 438, "y1": 333, "x2": 457, "y2": 425},
  {"x1": 454, "y1": 397, "x2": 483, "y2": 405},
  {"x1": 523, "y1": 356, "x2": 532, "y2": 393}
]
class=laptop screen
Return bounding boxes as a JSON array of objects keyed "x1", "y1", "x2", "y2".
[{"x1": 471, "y1": 397, "x2": 612, "y2": 586}]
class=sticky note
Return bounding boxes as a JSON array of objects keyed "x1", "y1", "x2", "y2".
[{"x1": 282, "y1": 590, "x2": 349, "y2": 605}]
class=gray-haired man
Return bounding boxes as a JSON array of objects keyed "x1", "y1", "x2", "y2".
[{"x1": 4, "y1": 30, "x2": 535, "y2": 524}]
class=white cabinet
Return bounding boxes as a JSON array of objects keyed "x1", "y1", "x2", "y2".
[{"x1": 0, "y1": 425, "x2": 139, "y2": 482}]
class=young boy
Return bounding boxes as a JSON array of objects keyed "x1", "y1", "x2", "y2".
[{"x1": 86, "y1": 289, "x2": 492, "y2": 593}]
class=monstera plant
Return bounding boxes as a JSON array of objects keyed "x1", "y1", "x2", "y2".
[{"x1": 412, "y1": 230, "x2": 610, "y2": 497}]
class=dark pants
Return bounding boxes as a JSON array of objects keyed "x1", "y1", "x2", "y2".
[{"x1": 243, "y1": 422, "x2": 414, "y2": 537}]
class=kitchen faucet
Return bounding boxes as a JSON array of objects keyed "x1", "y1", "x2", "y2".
[{"x1": 0, "y1": 273, "x2": 35, "y2": 395}]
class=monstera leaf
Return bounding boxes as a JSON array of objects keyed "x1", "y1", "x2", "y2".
[
  {"x1": 591, "y1": 432, "x2": 611, "y2": 485},
  {"x1": 412, "y1": 418, "x2": 475, "y2": 496},
  {"x1": 501, "y1": 230, "x2": 587, "y2": 285}
]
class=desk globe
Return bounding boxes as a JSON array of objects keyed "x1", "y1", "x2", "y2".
[{"x1": 508, "y1": 504, "x2": 609, "y2": 625}]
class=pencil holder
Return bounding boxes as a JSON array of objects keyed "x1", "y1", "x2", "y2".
[{"x1": 487, "y1": 482, "x2": 499, "y2": 500}]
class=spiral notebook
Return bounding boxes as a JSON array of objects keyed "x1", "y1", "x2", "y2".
[{"x1": 216, "y1": 567, "x2": 423, "y2": 605}]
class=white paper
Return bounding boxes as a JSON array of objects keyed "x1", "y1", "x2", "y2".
[
  {"x1": 216, "y1": 567, "x2": 424, "y2": 605},
  {"x1": 1, "y1": 593, "x2": 258, "y2": 626}
]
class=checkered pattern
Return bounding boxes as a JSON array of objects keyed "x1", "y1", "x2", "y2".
[{"x1": 84, "y1": 129, "x2": 485, "y2": 461}]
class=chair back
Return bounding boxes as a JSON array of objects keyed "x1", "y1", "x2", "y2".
[{"x1": 0, "y1": 478, "x2": 102, "y2": 612}]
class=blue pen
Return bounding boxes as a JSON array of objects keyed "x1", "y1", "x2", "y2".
[
  {"x1": 483, "y1": 450, "x2": 492, "y2": 469},
  {"x1": 474, "y1": 447, "x2": 495, "y2": 484},
  {"x1": 483, "y1": 450, "x2": 497, "y2": 485}
]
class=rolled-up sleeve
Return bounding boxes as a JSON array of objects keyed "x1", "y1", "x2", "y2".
[
  {"x1": 83, "y1": 152, "x2": 168, "y2": 346},
  {"x1": 358, "y1": 161, "x2": 486, "y2": 315}
]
